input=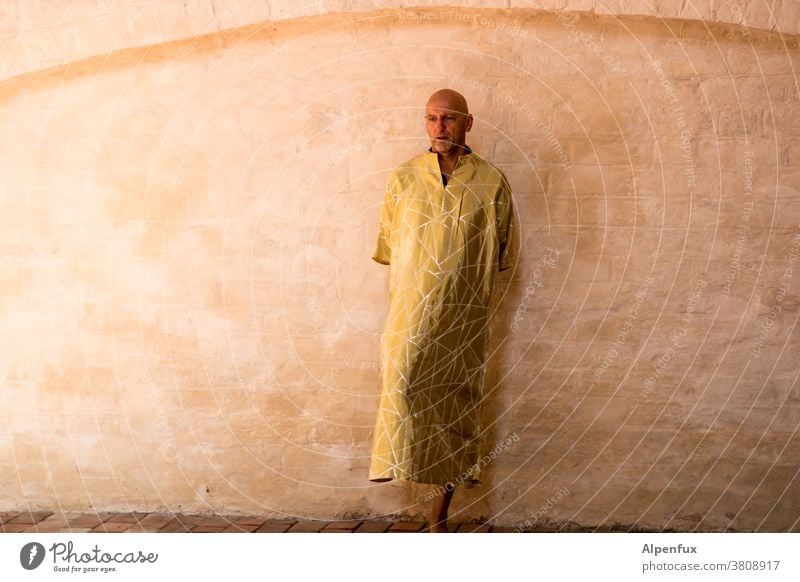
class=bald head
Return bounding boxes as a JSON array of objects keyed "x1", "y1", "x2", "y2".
[
  {"x1": 425, "y1": 89, "x2": 473, "y2": 158},
  {"x1": 426, "y1": 89, "x2": 469, "y2": 115}
]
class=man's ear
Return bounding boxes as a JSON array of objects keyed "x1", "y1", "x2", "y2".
[{"x1": 465, "y1": 114, "x2": 474, "y2": 132}]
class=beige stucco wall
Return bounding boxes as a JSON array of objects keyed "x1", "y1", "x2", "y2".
[
  {"x1": 2, "y1": 1, "x2": 800, "y2": 82},
  {"x1": 1, "y1": 3, "x2": 798, "y2": 530}
]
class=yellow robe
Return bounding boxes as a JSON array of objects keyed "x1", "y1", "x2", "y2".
[{"x1": 369, "y1": 147, "x2": 515, "y2": 486}]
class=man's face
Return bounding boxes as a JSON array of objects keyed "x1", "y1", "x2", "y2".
[{"x1": 425, "y1": 97, "x2": 473, "y2": 156}]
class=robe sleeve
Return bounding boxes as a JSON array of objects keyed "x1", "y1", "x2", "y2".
[
  {"x1": 371, "y1": 173, "x2": 396, "y2": 265},
  {"x1": 497, "y1": 178, "x2": 516, "y2": 272}
]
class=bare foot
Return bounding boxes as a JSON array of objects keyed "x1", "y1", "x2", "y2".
[{"x1": 426, "y1": 482, "x2": 454, "y2": 532}]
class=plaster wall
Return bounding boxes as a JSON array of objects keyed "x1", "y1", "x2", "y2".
[
  {"x1": 1, "y1": 4, "x2": 799, "y2": 530},
  {"x1": 3, "y1": 0, "x2": 800, "y2": 82}
]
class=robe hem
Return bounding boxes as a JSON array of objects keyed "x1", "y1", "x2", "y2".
[{"x1": 368, "y1": 476, "x2": 481, "y2": 488}]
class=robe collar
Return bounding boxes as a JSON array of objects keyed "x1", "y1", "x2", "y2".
[
  {"x1": 425, "y1": 145, "x2": 474, "y2": 186},
  {"x1": 427, "y1": 144, "x2": 473, "y2": 155}
]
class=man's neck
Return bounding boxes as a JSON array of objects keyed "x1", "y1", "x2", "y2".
[
  {"x1": 436, "y1": 144, "x2": 470, "y2": 173},
  {"x1": 438, "y1": 151, "x2": 460, "y2": 176}
]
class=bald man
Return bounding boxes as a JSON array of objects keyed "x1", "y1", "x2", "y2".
[{"x1": 369, "y1": 89, "x2": 516, "y2": 532}]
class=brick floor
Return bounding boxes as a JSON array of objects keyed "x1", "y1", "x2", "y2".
[
  {"x1": 138, "y1": 514, "x2": 174, "y2": 529},
  {"x1": 456, "y1": 523, "x2": 492, "y2": 533},
  {"x1": 7, "y1": 511, "x2": 53, "y2": 525},
  {"x1": 158, "y1": 518, "x2": 193, "y2": 533},
  {"x1": 287, "y1": 520, "x2": 330, "y2": 533},
  {"x1": 32, "y1": 515, "x2": 71, "y2": 533},
  {"x1": 234, "y1": 516, "x2": 268, "y2": 526},
  {"x1": 355, "y1": 520, "x2": 393, "y2": 533},
  {"x1": 93, "y1": 522, "x2": 134, "y2": 533},
  {"x1": 106, "y1": 513, "x2": 146, "y2": 524},
  {"x1": 195, "y1": 516, "x2": 234, "y2": 528},
  {"x1": 0, "y1": 510, "x2": 527, "y2": 533},
  {"x1": 321, "y1": 520, "x2": 362, "y2": 533},
  {"x1": 388, "y1": 521, "x2": 426, "y2": 532},
  {"x1": 223, "y1": 523, "x2": 261, "y2": 533},
  {"x1": 191, "y1": 526, "x2": 227, "y2": 533},
  {"x1": 0, "y1": 512, "x2": 20, "y2": 525},
  {"x1": 67, "y1": 514, "x2": 108, "y2": 529},
  {"x1": 2, "y1": 524, "x2": 34, "y2": 533},
  {"x1": 254, "y1": 519, "x2": 297, "y2": 533}
]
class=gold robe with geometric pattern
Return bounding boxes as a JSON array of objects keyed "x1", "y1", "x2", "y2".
[{"x1": 369, "y1": 147, "x2": 515, "y2": 486}]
